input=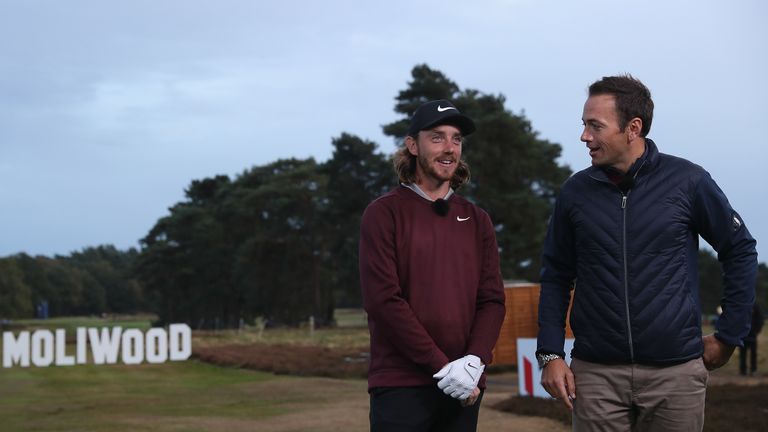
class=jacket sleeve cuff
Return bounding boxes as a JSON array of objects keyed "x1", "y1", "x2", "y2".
[
  {"x1": 713, "y1": 330, "x2": 743, "y2": 348},
  {"x1": 537, "y1": 326, "x2": 566, "y2": 358},
  {"x1": 428, "y1": 350, "x2": 451, "y2": 374}
]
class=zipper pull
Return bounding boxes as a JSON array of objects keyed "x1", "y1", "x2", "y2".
[{"x1": 621, "y1": 195, "x2": 627, "y2": 209}]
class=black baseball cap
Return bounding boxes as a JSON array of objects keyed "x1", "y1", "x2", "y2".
[{"x1": 407, "y1": 99, "x2": 476, "y2": 137}]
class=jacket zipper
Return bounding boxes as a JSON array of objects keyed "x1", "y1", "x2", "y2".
[
  {"x1": 619, "y1": 158, "x2": 647, "y2": 363},
  {"x1": 621, "y1": 192, "x2": 634, "y2": 362},
  {"x1": 590, "y1": 156, "x2": 648, "y2": 363}
]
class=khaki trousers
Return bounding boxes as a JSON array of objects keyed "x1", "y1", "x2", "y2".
[{"x1": 571, "y1": 357, "x2": 708, "y2": 432}]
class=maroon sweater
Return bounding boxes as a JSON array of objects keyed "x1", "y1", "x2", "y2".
[{"x1": 359, "y1": 186, "x2": 506, "y2": 389}]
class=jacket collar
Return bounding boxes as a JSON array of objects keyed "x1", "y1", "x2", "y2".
[{"x1": 588, "y1": 138, "x2": 659, "y2": 184}]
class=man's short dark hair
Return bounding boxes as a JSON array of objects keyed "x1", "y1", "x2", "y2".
[{"x1": 589, "y1": 75, "x2": 654, "y2": 137}]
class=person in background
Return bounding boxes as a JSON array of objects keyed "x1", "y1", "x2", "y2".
[
  {"x1": 359, "y1": 99, "x2": 506, "y2": 432},
  {"x1": 740, "y1": 303, "x2": 764, "y2": 376},
  {"x1": 536, "y1": 74, "x2": 758, "y2": 431}
]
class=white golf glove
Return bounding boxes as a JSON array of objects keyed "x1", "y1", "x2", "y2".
[{"x1": 432, "y1": 354, "x2": 485, "y2": 400}]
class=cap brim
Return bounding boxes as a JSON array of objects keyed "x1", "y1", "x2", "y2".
[{"x1": 419, "y1": 114, "x2": 476, "y2": 136}]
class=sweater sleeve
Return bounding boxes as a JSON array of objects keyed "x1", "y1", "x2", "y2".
[
  {"x1": 537, "y1": 192, "x2": 576, "y2": 358},
  {"x1": 692, "y1": 172, "x2": 758, "y2": 346},
  {"x1": 466, "y1": 211, "x2": 507, "y2": 365},
  {"x1": 359, "y1": 201, "x2": 450, "y2": 373}
]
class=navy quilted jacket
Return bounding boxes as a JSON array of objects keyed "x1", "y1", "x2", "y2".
[{"x1": 537, "y1": 139, "x2": 757, "y2": 365}]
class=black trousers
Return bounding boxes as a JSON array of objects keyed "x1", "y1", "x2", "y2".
[
  {"x1": 369, "y1": 386, "x2": 484, "y2": 432},
  {"x1": 739, "y1": 339, "x2": 758, "y2": 374}
]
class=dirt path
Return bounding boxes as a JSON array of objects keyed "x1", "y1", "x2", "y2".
[
  {"x1": 481, "y1": 389, "x2": 569, "y2": 432},
  {"x1": 242, "y1": 377, "x2": 566, "y2": 432},
  {"x1": 235, "y1": 371, "x2": 768, "y2": 432},
  {"x1": 158, "y1": 364, "x2": 768, "y2": 431},
  {"x1": 119, "y1": 374, "x2": 566, "y2": 432}
]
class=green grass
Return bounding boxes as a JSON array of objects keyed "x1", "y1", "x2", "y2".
[
  {"x1": 3, "y1": 312, "x2": 765, "y2": 431},
  {"x1": 334, "y1": 308, "x2": 368, "y2": 328},
  {"x1": 193, "y1": 309, "x2": 370, "y2": 350},
  {"x1": 0, "y1": 360, "x2": 294, "y2": 431},
  {"x1": 192, "y1": 326, "x2": 370, "y2": 352},
  {"x1": 0, "y1": 313, "x2": 370, "y2": 431}
]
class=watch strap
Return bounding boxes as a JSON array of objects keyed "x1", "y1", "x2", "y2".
[{"x1": 536, "y1": 352, "x2": 563, "y2": 369}]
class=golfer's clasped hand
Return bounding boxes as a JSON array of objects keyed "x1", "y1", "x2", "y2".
[{"x1": 433, "y1": 354, "x2": 485, "y2": 400}]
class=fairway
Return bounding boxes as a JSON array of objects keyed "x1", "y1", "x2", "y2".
[
  {"x1": 1, "y1": 360, "x2": 266, "y2": 431},
  {"x1": 0, "y1": 314, "x2": 566, "y2": 431},
  {"x1": 0, "y1": 359, "x2": 372, "y2": 432},
  {"x1": 0, "y1": 358, "x2": 571, "y2": 432},
  {"x1": 0, "y1": 313, "x2": 374, "y2": 431},
  {"x1": 2, "y1": 315, "x2": 765, "y2": 431}
]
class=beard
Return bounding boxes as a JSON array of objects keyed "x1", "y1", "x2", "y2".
[{"x1": 417, "y1": 153, "x2": 456, "y2": 184}]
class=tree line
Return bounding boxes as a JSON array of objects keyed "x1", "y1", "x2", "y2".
[
  {"x1": 0, "y1": 245, "x2": 146, "y2": 319},
  {"x1": 133, "y1": 64, "x2": 570, "y2": 327},
  {"x1": 1, "y1": 64, "x2": 765, "y2": 326}
]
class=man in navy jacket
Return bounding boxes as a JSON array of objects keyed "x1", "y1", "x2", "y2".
[{"x1": 536, "y1": 75, "x2": 757, "y2": 431}]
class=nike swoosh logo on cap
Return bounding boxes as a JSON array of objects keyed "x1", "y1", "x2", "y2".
[
  {"x1": 457, "y1": 216, "x2": 470, "y2": 222},
  {"x1": 437, "y1": 105, "x2": 457, "y2": 112}
]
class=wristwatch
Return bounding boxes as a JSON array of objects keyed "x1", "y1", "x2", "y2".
[{"x1": 536, "y1": 352, "x2": 563, "y2": 369}]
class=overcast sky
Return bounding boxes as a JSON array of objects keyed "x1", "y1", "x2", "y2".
[{"x1": 1, "y1": 0, "x2": 765, "y2": 263}]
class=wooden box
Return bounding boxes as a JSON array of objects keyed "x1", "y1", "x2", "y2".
[{"x1": 490, "y1": 282, "x2": 573, "y2": 366}]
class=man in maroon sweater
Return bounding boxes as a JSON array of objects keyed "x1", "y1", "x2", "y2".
[{"x1": 359, "y1": 99, "x2": 506, "y2": 431}]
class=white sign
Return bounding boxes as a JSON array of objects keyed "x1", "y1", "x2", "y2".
[
  {"x1": 3, "y1": 324, "x2": 192, "y2": 368},
  {"x1": 516, "y1": 337, "x2": 574, "y2": 398}
]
